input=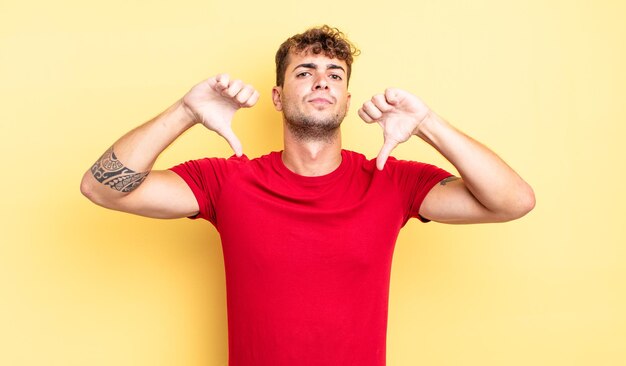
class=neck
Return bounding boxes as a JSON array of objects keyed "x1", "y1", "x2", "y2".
[{"x1": 282, "y1": 127, "x2": 342, "y2": 177}]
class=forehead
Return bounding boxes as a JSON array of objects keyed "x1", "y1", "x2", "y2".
[{"x1": 286, "y1": 49, "x2": 348, "y2": 71}]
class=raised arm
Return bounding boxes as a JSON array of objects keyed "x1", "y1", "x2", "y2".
[
  {"x1": 358, "y1": 88, "x2": 535, "y2": 224},
  {"x1": 80, "y1": 74, "x2": 259, "y2": 218}
]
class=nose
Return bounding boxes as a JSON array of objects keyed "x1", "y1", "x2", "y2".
[{"x1": 313, "y1": 75, "x2": 329, "y2": 90}]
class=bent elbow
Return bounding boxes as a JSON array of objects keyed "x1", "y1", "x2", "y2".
[
  {"x1": 522, "y1": 186, "x2": 536, "y2": 215},
  {"x1": 80, "y1": 171, "x2": 107, "y2": 206},
  {"x1": 518, "y1": 194, "x2": 536, "y2": 219},
  {"x1": 80, "y1": 172, "x2": 96, "y2": 201},
  {"x1": 80, "y1": 170, "x2": 132, "y2": 212},
  {"x1": 508, "y1": 184, "x2": 536, "y2": 220}
]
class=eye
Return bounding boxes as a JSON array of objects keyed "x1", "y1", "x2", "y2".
[
  {"x1": 296, "y1": 71, "x2": 311, "y2": 78},
  {"x1": 329, "y1": 74, "x2": 343, "y2": 81}
]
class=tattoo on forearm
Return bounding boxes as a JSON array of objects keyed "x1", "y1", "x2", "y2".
[
  {"x1": 90, "y1": 147, "x2": 149, "y2": 192},
  {"x1": 439, "y1": 176, "x2": 460, "y2": 186}
]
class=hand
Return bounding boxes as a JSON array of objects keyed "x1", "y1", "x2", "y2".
[
  {"x1": 358, "y1": 88, "x2": 432, "y2": 170},
  {"x1": 182, "y1": 74, "x2": 260, "y2": 156}
]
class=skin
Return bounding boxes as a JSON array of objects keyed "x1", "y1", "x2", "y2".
[
  {"x1": 272, "y1": 51, "x2": 351, "y2": 176},
  {"x1": 358, "y1": 87, "x2": 535, "y2": 223},
  {"x1": 80, "y1": 49, "x2": 535, "y2": 223}
]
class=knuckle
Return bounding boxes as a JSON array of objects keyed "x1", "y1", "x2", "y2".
[
  {"x1": 372, "y1": 94, "x2": 384, "y2": 103},
  {"x1": 222, "y1": 89, "x2": 236, "y2": 98}
]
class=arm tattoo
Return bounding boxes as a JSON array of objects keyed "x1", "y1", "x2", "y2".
[
  {"x1": 439, "y1": 176, "x2": 460, "y2": 186},
  {"x1": 90, "y1": 147, "x2": 149, "y2": 192}
]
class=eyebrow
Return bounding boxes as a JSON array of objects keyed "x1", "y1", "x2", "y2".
[{"x1": 293, "y1": 63, "x2": 346, "y2": 73}]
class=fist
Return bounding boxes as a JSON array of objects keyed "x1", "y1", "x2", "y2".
[
  {"x1": 182, "y1": 74, "x2": 260, "y2": 156},
  {"x1": 358, "y1": 88, "x2": 432, "y2": 170}
]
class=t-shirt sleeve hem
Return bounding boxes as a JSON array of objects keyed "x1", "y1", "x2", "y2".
[
  {"x1": 168, "y1": 166, "x2": 208, "y2": 221},
  {"x1": 415, "y1": 173, "x2": 455, "y2": 223}
]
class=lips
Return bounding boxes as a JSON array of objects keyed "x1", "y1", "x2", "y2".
[
  {"x1": 307, "y1": 95, "x2": 334, "y2": 104},
  {"x1": 309, "y1": 98, "x2": 332, "y2": 104}
]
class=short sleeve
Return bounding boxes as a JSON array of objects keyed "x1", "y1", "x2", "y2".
[
  {"x1": 384, "y1": 157, "x2": 453, "y2": 224},
  {"x1": 169, "y1": 156, "x2": 246, "y2": 224}
]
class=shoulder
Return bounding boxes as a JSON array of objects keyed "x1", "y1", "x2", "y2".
[
  {"x1": 248, "y1": 151, "x2": 278, "y2": 165},
  {"x1": 340, "y1": 150, "x2": 442, "y2": 178},
  {"x1": 360, "y1": 152, "x2": 452, "y2": 190},
  {"x1": 383, "y1": 156, "x2": 447, "y2": 177},
  {"x1": 176, "y1": 154, "x2": 253, "y2": 168},
  {"x1": 341, "y1": 150, "x2": 429, "y2": 168},
  {"x1": 341, "y1": 150, "x2": 375, "y2": 170},
  {"x1": 169, "y1": 154, "x2": 255, "y2": 181}
]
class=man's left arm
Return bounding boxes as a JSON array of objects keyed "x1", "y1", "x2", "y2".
[{"x1": 358, "y1": 88, "x2": 535, "y2": 224}]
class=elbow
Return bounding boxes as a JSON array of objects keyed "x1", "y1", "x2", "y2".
[
  {"x1": 518, "y1": 186, "x2": 536, "y2": 217},
  {"x1": 526, "y1": 185, "x2": 536, "y2": 212},
  {"x1": 505, "y1": 184, "x2": 536, "y2": 221},
  {"x1": 80, "y1": 172, "x2": 95, "y2": 201},
  {"x1": 80, "y1": 171, "x2": 103, "y2": 205},
  {"x1": 80, "y1": 171, "x2": 128, "y2": 211}
]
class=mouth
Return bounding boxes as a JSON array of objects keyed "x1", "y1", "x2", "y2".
[
  {"x1": 307, "y1": 97, "x2": 334, "y2": 105},
  {"x1": 309, "y1": 99, "x2": 332, "y2": 105}
]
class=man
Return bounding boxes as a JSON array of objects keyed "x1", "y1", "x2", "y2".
[{"x1": 81, "y1": 25, "x2": 534, "y2": 366}]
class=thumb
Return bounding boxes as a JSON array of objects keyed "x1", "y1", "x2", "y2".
[
  {"x1": 217, "y1": 127, "x2": 243, "y2": 157},
  {"x1": 376, "y1": 138, "x2": 398, "y2": 171}
]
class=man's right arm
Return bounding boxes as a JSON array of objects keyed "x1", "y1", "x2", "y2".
[{"x1": 80, "y1": 74, "x2": 259, "y2": 219}]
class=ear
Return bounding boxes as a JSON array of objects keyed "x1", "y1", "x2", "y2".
[
  {"x1": 347, "y1": 92, "x2": 351, "y2": 111},
  {"x1": 272, "y1": 86, "x2": 283, "y2": 111}
]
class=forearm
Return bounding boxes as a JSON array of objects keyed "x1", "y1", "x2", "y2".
[
  {"x1": 416, "y1": 112, "x2": 535, "y2": 217},
  {"x1": 81, "y1": 99, "x2": 195, "y2": 200},
  {"x1": 107, "y1": 100, "x2": 195, "y2": 171}
]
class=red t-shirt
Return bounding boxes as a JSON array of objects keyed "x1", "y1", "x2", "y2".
[{"x1": 170, "y1": 150, "x2": 451, "y2": 366}]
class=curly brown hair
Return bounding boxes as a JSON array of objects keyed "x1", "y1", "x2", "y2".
[{"x1": 275, "y1": 25, "x2": 360, "y2": 87}]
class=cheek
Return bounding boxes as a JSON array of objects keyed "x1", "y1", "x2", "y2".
[{"x1": 281, "y1": 88, "x2": 301, "y2": 106}]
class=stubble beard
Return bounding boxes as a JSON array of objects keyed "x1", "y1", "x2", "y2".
[{"x1": 282, "y1": 101, "x2": 348, "y2": 142}]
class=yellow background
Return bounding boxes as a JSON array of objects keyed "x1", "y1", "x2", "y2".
[{"x1": 1, "y1": 0, "x2": 625, "y2": 365}]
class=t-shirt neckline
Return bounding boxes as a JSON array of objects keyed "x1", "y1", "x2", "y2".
[{"x1": 271, "y1": 150, "x2": 349, "y2": 185}]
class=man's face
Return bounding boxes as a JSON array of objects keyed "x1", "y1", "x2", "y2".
[{"x1": 272, "y1": 50, "x2": 351, "y2": 140}]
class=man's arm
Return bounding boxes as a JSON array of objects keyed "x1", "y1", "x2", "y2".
[
  {"x1": 358, "y1": 88, "x2": 535, "y2": 224},
  {"x1": 80, "y1": 74, "x2": 259, "y2": 218}
]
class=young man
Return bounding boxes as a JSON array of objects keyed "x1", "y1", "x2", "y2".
[{"x1": 81, "y1": 25, "x2": 534, "y2": 366}]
